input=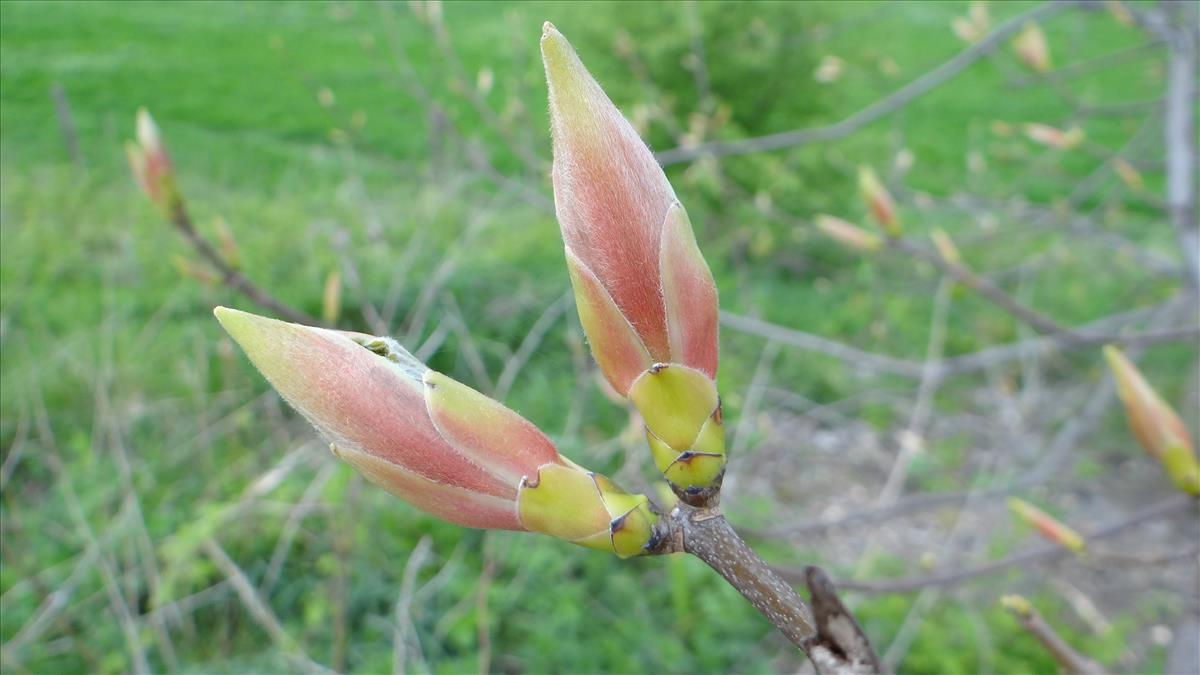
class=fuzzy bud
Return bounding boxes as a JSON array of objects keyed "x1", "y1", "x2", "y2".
[
  {"x1": 1104, "y1": 346, "x2": 1199, "y2": 495},
  {"x1": 214, "y1": 307, "x2": 658, "y2": 556},
  {"x1": 542, "y1": 24, "x2": 724, "y2": 497}
]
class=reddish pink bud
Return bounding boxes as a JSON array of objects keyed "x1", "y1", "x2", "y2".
[
  {"x1": 858, "y1": 166, "x2": 901, "y2": 237},
  {"x1": 815, "y1": 214, "x2": 882, "y2": 253},
  {"x1": 1023, "y1": 123, "x2": 1084, "y2": 150},
  {"x1": 1105, "y1": 346, "x2": 1199, "y2": 494},
  {"x1": 1012, "y1": 22, "x2": 1051, "y2": 73},
  {"x1": 127, "y1": 108, "x2": 176, "y2": 207},
  {"x1": 542, "y1": 23, "x2": 718, "y2": 395},
  {"x1": 1008, "y1": 498, "x2": 1086, "y2": 553},
  {"x1": 214, "y1": 308, "x2": 659, "y2": 554}
]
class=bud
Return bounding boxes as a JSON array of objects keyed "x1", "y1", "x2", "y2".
[
  {"x1": 1104, "y1": 346, "x2": 1199, "y2": 495},
  {"x1": 541, "y1": 24, "x2": 724, "y2": 497},
  {"x1": 1008, "y1": 498, "x2": 1086, "y2": 553},
  {"x1": 173, "y1": 255, "x2": 217, "y2": 286},
  {"x1": 1012, "y1": 22, "x2": 1051, "y2": 73},
  {"x1": 968, "y1": 1, "x2": 990, "y2": 32},
  {"x1": 1023, "y1": 123, "x2": 1084, "y2": 150},
  {"x1": 857, "y1": 166, "x2": 900, "y2": 237},
  {"x1": 951, "y1": 4, "x2": 990, "y2": 46},
  {"x1": 930, "y1": 229, "x2": 962, "y2": 266},
  {"x1": 214, "y1": 307, "x2": 657, "y2": 556},
  {"x1": 1000, "y1": 594, "x2": 1033, "y2": 618},
  {"x1": 815, "y1": 214, "x2": 882, "y2": 253},
  {"x1": 127, "y1": 108, "x2": 178, "y2": 209},
  {"x1": 813, "y1": 55, "x2": 844, "y2": 84},
  {"x1": 952, "y1": 17, "x2": 981, "y2": 44},
  {"x1": 1112, "y1": 158, "x2": 1144, "y2": 191},
  {"x1": 1105, "y1": 0, "x2": 1135, "y2": 27},
  {"x1": 990, "y1": 120, "x2": 1014, "y2": 137}
]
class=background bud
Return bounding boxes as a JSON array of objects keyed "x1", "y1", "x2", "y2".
[
  {"x1": 816, "y1": 214, "x2": 882, "y2": 253},
  {"x1": 1013, "y1": 22, "x2": 1051, "y2": 73},
  {"x1": 1104, "y1": 346, "x2": 1199, "y2": 495},
  {"x1": 1008, "y1": 498, "x2": 1086, "y2": 553},
  {"x1": 858, "y1": 166, "x2": 901, "y2": 237},
  {"x1": 128, "y1": 108, "x2": 177, "y2": 208}
]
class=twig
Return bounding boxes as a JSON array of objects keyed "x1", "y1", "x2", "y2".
[
  {"x1": 1007, "y1": 39, "x2": 1163, "y2": 88},
  {"x1": 260, "y1": 464, "x2": 338, "y2": 593},
  {"x1": 728, "y1": 340, "x2": 782, "y2": 461},
  {"x1": 781, "y1": 494, "x2": 1194, "y2": 594},
  {"x1": 648, "y1": 504, "x2": 817, "y2": 649},
  {"x1": 202, "y1": 538, "x2": 329, "y2": 673},
  {"x1": 719, "y1": 311, "x2": 925, "y2": 378},
  {"x1": 393, "y1": 537, "x2": 433, "y2": 675},
  {"x1": 648, "y1": 505, "x2": 883, "y2": 673},
  {"x1": 654, "y1": 2, "x2": 1068, "y2": 165},
  {"x1": 168, "y1": 200, "x2": 318, "y2": 325},
  {"x1": 1004, "y1": 598, "x2": 1106, "y2": 675},
  {"x1": 877, "y1": 278, "x2": 951, "y2": 504},
  {"x1": 1156, "y1": 4, "x2": 1200, "y2": 291},
  {"x1": 719, "y1": 303, "x2": 1196, "y2": 381},
  {"x1": 50, "y1": 83, "x2": 83, "y2": 169},
  {"x1": 888, "y1": 238, "x2": 1081, "y2": 341},
  {"x1": 475, "y1": 553, "x2": 495, "y2": 675},
  {"x1": 330, "y1": 476, "x2": 360, "y2": 671},
  {"x1": 493, "y1": 290, "x2": 572, "y2": 402}
]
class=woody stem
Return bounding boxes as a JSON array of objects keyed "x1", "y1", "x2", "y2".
[{"x1": 649, "y1": 504, "x2": 816, "y2": 649}]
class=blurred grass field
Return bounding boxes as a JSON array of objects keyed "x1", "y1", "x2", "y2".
[{"x1": 1, "y1": 1, "x2": 1194, "y2": 673}]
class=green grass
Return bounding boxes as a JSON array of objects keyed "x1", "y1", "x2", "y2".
[{"x1": 1, "y1": 1, "x2": 1191, "y2": 673}]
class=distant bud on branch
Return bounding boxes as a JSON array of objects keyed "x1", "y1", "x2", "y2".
[
  {"x1": 930, "y1": 229, "x2": 962, "y2": 266},
  {"x1": 857, "y1": 166, "x2": 901, "y2": 237},
  {"x1": 1012, "y1": 22, "x2": 1051, "y2": 73},
  {"x1": 816, "y1": 215, "x2": 882, "y2": 253},
  {"x1": 126, "y1": 108, "x2": 178, "y2": 210},
  {"x1": 1008, "y1": 498, "x2": 1086, "y2": 553},
  {"x1": 1023, "y1": 123, "x2": 1084, "y2": 150},
  {"x1": 1104, "y1": 346, "x2": 1199, "y2": 495}
]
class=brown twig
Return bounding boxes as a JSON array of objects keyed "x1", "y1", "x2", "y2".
[
  {"x1": 648, "y1": 504, "x2": 883, "y2": 674},
  {"x1": 1004, "y1": 597, "x2": 1106, "y2": 675},
  {"x1": 888, "y1": 238, "x2": 1082, "y2": 341},
  {"x1": 50, "y1": 83, "x2": 83, "y2": 169},
  {"x1": 654, "y1": 2, "x2": 1068, "y2": 165},
  {"x1": 168, "y1": 200, "x2": 318, "y2": 325},
  {"x1": 202, "y1": 539, "x2": 329, "y2": 673},
  {"x1": 719, "y1": 303, "x2": 1197, "y2": 380},
  {"x1": 776, "y1": 494, "x2": 1194, "y2": 594},
  {"x1": 648, "y1": 505, "x2": 816, "y2": 648}
]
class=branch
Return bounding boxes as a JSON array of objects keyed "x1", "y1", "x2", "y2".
[
  {"x1": 1157, "y1": 5, "x2": 1200, "y2": 290},
  {"x1": 202, "y1": 539, "x2": 330, "y2": 673},
  {"x1": 648, "y1": 504, "x2": 883, "y2": 673},
  {"x1": 168, "y1": 200, "x2": 319, "y2": 325},
  {"x1": 719, "y1": 301, "x2": 1197, "y2": 380},
  {"x1": 1003, "y1": 596, "x2": 1106, "y2": 675},
  {"x1": 654, "y1": 2, "x2": 1068, "y2": 166},
  {"x1": 805, "y1": 567, "x2": 884, "y2": 675},
  {"x1": 775, "y1": 493, "x2": 1193, "y2": 594},
  {"x1": 888, "y1": 238, "x2": 1082, "y2": 341},
  {"x1": 649, "y1": 505, "x2": 816, "y2": 648}
]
